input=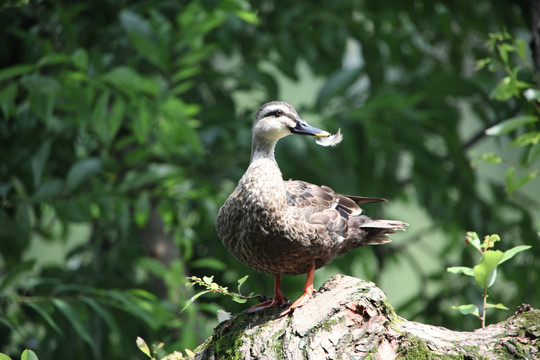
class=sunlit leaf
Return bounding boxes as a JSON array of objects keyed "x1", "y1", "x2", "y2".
[
  {"x1": 511, "y1": 132, "x2": 540, "y2": 148},
  {"x1": 181, "y1": 290, "x2": 210, "y2": 312},
  {"x1": 465, "y1": 232, "x2": 483, "y2": 253},
  {"x1": 185, "y1": 348, "x2": 196, "y2": 359},
  {"x1": 235, "y1": 10, "x2": 260, "y2": 24},
  {"x1": 21, "y1": 350, "x2": 39, "y2": 360},
  {"x1": 516, "y1": 38, "x2": 527, "y2": 60},
  {"x1": 191, "y1": 257, "x2": 226, "y2": 271},
  {"x1": 136, "y1": 337, "x2": 152, "y2": 359},
  {"x1": 499, "y1": 245, "x2": 532, "y2": 265},
  {"x1": 447, "y1": 266, "x2": 474, "y2": 277},
  {"x1": 231, "y1": 295, "x2": 247, "y2": 304},
  {"x1": 473, "y1": 250, "x2": 504, "y2": 289},
  {"x1": 485, "y1": 115, "x2": 538, "y2": 136},
  {"x1": 452, "y1": 304, "x2": 479, "y2": 317},
  {"x1": 485, "y1": 302, "x2": 509, "y2": 310},
  {"x1": 237, "y1": 275, "x2": 249, "y2": 293},
  {"x1": 0, "y1": 353, "x2": 13, "y2": 360}
]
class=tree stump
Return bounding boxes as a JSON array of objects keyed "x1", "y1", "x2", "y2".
[{"x1": 194, "y1": 274, "x2": 539, "y2": 359}]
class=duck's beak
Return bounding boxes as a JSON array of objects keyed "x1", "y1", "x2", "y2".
[{"x1": 290, "y1": 119, "x2": 330, "y2": 137}]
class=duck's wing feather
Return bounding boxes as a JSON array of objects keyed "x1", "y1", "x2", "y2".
[{"x1": 285, "y1": 180, "x2": 387, "y2": 218}]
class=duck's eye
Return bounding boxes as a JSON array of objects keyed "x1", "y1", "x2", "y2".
[{"x1": 274, "y1": 110, "x2": 283, "y2": 117}]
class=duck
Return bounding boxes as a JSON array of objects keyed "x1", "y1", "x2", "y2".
[{"x1": 216, "y1": 101, "x2": 407, "y2": 316}]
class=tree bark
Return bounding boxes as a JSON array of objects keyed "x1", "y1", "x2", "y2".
[{"x1": 194, "y1": 274, "x2": 540, "y2": 359}]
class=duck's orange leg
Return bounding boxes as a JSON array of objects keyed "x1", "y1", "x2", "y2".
[
  {"x1": 246, "y1": 275, "x2": 287, "y2": 313},
  {"x1": 279, "y1": 262, "x2": 315, "y2": 317}
]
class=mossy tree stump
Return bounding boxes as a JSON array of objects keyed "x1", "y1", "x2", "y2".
[{"x1": 194, "y1": 275, "x2": 539, "y2": 359}]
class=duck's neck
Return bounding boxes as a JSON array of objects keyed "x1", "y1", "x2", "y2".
[{"x1": 250, "y1": 135, "x2": 278, "y2": 163}]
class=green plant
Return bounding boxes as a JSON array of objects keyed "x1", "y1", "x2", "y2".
[
  {"x1": 447, "y1": 232, "x2": 531, "y2": 328},
  {"x1": 136, "y1": 336, "x2": 189, "y2": 360},
  {"x1": 475, "y1": 29, "x2": 540, "y2": 195},
  {"x1": 184, "y1": 275, "x2": 257, "y2": 311},
  {"x1": 0, "y1": 350, "x2": 39, "y2": 360}
]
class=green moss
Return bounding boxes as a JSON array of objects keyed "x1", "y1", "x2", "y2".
[
  {"x1": 496, "y1": 338, "x2": 526, "y2": 360},
  {"x1": 208, "y1": 313, "x2": 253, "y2": 360},
  {"x1": 396, "y1": 336, "x2": 433, "y2": 360},
  {"x1": 396, "y1": 335, "x2": 470, "y2": 360},
  {"x1": 271, "y1": 328, "x2": 286, "y2": 359}
]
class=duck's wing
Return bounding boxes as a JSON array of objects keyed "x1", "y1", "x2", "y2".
[{"x1": 285, "y1": 180, "x2": 387, "y2": 219}]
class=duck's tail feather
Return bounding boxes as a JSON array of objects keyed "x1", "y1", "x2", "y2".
[{"x1": 344, "y1": 217, "x2": 408, "y2": 250}]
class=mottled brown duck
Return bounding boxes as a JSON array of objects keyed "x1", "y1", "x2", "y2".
[{"x1": 216, "y1": 101, "x2": 407, "y2": 316}]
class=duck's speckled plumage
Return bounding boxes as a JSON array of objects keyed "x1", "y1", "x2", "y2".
[{"x1": 216, "y1": 101, "x2": 407, "y2": 313}]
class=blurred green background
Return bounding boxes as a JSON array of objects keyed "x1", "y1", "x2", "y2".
[{"x1": 1, "y1": 0, "x2": 539, "y2": 359}]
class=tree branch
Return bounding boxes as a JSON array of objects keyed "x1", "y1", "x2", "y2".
[{"x1": 194, "y1": 275, "x2": 539, "y2": 359}]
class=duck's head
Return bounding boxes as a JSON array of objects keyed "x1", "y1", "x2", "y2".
[{"x1": 252, "y1": 102, "x2": 330, "y2": 144}]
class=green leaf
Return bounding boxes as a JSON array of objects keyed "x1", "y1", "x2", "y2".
[
  {"x1": 465, "y1": 232, "x2": 482, "y2": 253},
  {"x1": 102, "y1": 66, "x2": 159, "y2": 96},
  {"x1": 0, "y1": 259, "x2": 36, "y2": 291},
  {"x1": 34, "y1": 179, "x2": 63, "y2": 200},
  {"x1": 499, "y1": 245, "x2": 532, "y2": 265},
  {"x1": 473, "y1": 250, "x2": 504, "y2": 289},
  {"x1": 0, "y1": 64, "x2": 35, "y2": 81},
  {"x1": 31, "y1": 140, "x2": 52, "y2": 189},
  {"x1": 511, "y1": 132, "x2": 540, "y2": 148},
  {"x1": 91, "y1": 91, "x2": 111, "y2": 143},
  {"x1": 52, "y1": 299, "x2": 95, "y2": 349},
  {"x1": 235, "y1": 9, "x2": 260, "y2": 24},
  {"x1": 138, "y1": 257, "x2": 168, "y2": 277},
  {"x1": 0, "y1": 83, "x2": 18, "y2": 118},
  {"x1": 505, "y1": 167, "x2": 537, "y2": 195},
  {"x1": 107, "y1": 98, "x2": 125, "y2": 144},
  {"x1": 72, "y1": 48, "x2": 88, "y2": 70},
  {"x1": 80, "y1": 296, "x2": 120, "y2": 334},
  {"x1": 119, "y1": 10, "x2": 167, "y2": 69},
  {"x1": 516, "y1": 38, "x2": 527, "y2": 60},
  {"x1": 472, "y1": 152, "x2": 502, "y2": 166},
  {"x1": 203, "y1": 276, "x2": 213, "y2": 285},
  {"x1": 134, "y1": 191, "x2": 150, "y2": 227},
  {"x1": 65, "y1": 158, "x2": 102, "y2": 191},
  {"x1": 190, "y1": 257, "x2": 226, "y2": 271},
  {"x1": 237, "y1": 275, "x2": 249, "y2": 293},
  {"x1": 485, "y1": 302, "x2": 509, "y2": 310},
  {"x1": 231, "y1": 295, "x2": 247, "y2": 304},
  {"x1": 24, "y1": 302, "x2": 63, "y2": 335},
  {"x1": 36, "y1": 53, "x2": 71, "y2": 67},
  {"x1": 483, "y1": 234, "x2": 500, "y2": 248},
  {"x1": 21, "y1": 350, "x2": 39, "y2": 360},
  {"x1": 447, "y1": 266, "x2": 474, "y2": 277},
  {"x1": 491, "y1": 76, "x2": 517, "y2": 101},
  {"x1": 452, "y1": 304, "x2": 479, "y2": 316},
  {"x1": 181, "y1": 290, "x2": 210, "y2": 312},
  {"x1": 136, "y1": 337, "x2": 152, "y2": 359},
  {"x1": 485, "y1": 115, "x2": 538, "y2": 136},
  {"x1": 0, "y1": 352, "x2": 13, "y2": 360}
]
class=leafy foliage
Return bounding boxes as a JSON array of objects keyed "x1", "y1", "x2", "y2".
[
  {"x1": 448, "y1": 232, "x2": 531, "y2": 327},
  {"x1": 477, "y1": 30, "x2": 540, "y2": 195},
  {"x1": 0, "y1": 0, "x2": 538, "y2": 359}
]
